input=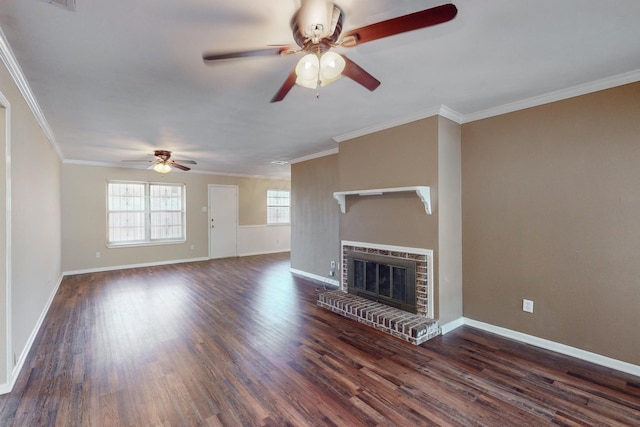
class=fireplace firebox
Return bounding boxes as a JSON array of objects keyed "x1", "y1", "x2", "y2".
[{"x1": 346, "y1": 251, "x2": 417, "y2": 313}]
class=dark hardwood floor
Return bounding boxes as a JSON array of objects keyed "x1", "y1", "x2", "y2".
[{"x1": 1, "y1": 253, "x2": 639, "y2": 426}]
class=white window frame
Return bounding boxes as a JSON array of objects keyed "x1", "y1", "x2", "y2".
[
  {"x1": 266, "y1": 189, "x2": 290, "y2": 225},
  {"x1": 107, "y1": 180, "x2": 186, "y2": 247}
]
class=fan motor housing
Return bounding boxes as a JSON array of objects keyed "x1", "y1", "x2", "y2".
[
  {"x1": 154, "y1": 150, "x2": 172, "y2": 161},
  {"x1": 291, "y1": 4, "x2": 344, "y2": 49}
]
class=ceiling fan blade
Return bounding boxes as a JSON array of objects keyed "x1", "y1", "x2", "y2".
[
  {"x1": 121, "y1": 159, "x2": 153, "y2": 163},
  {"x1": 341, "y1": 56, "x2": 381, "y2": 91},
  {"x1": 342, "y1": 3, "x2": 457, "y2": 46},
  {"x1": 270, "y1": 67, "x2": 298, "y2": 103},
  {"x1": 170, "y1": 162, "x2": 191, "y2": 171},
  {"x1": 203, "y1": 47, "x2": 295, "y2": 62},
  {"x1": 173, "y1": 159, "x2": 197, "y2": 165}
]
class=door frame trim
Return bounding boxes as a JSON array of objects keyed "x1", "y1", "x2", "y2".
[{"x1": 0, "y1": 90, "x2": 12, "y2": 393}]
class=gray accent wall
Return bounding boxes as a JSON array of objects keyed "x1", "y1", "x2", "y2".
[{"x1": 290, "y1": 155, "x2": 340, "y2": 280}]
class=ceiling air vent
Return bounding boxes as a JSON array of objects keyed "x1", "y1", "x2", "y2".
[{"x1": 43, "y1": 0, "x2": 76, "y2": 11}]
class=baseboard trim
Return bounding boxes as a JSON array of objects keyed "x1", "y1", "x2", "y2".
[
  {"x1": 63, "y1": 257, "x2": 209, "y2": 276},
  {"x1": 65, "y1": 253, "x2": 295, "y2": 276},
  {"x1": 2, "y1": 274, "x2": 64, "y2": 395},
  {"x1": 238, "y1": 250, "x2": 290, "y2": 257},
  {"x1": 290, "y1": 268, "x2": 340, "y2": 287},
  {"x1": 440, "y1": 317, "x2": 465, "y2": 335},
  {"x1": 443, "y1": 317, "x2": 640, "y2": 377}
]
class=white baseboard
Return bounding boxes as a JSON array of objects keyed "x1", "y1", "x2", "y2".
[
  {"x1": 290, "y1": 268, "x2": 340, "y2": 287},
  {"x1": 441, "y1": 317, "x2": 640, "y2": 378},
  {"x1": 1, "y1": 274, "x2": 64, "y2": 395},
  {"x1": 238, "y1": 249, "x2": 290, "y2": 257},
  {"x1": 0, "y1": 382, "x2": 10, "y2": 394},
  {"x1": 440, "y1": 317, "x2": 465, "y2": 334},
  {"x1": 63, "y1": 257, "x2": 209, "y2": 276},
  {"x1": 65, "y1": 251, "x2": 294, "y2": 276}
]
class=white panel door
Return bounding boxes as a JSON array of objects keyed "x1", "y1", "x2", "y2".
[{"x1": 208, "y1": 185, "x2": 238, "y2": 259}]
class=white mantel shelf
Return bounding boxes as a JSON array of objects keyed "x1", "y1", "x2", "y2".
[{"x1": 333, "y1": 186, "x2": 431, "y2": 214}]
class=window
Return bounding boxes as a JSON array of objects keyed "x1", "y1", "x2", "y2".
[
  {"x1": 107, "y1": 181, "x2": 185, "y2": 245},
  {"x1": 267, "y1": 189, "x2": 290, "y2": 224}
]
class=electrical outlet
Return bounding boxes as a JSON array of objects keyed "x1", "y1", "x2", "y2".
[
  {"x1": 523, "y1": 299, "x2": 534, "y2": 313},
  {"x1": 96, "y1": 251, "x2": 101, "y2": 258},
  {"x1": 329, "y1": 260, "x2": 337, "y2": 277}
]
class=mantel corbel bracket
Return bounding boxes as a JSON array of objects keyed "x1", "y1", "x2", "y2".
[{"x1": 333, "y1": 186, "x2": 431, "y2": 214}]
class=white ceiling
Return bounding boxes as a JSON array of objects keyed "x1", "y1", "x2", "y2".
[{"x1": 1, "y1": 0, "x2": 640, "y2": 178}]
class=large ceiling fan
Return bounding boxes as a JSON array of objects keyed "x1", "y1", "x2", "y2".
[
  {"x1": 202, "y1": 1, "x2": 458, "y2": 102},
  {"x1": 122, "y1": 150, "x2": 197, "y2": 173}
]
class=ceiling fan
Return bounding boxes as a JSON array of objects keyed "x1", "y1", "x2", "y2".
[
  {"x1": 122, "y1": 150, "x2": 197, "y2": 173},
  {"x1": 202, "y1": 0, "x2": 457, "y2": 102}
]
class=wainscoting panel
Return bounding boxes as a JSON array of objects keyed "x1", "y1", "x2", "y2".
[{"x1": 237, "y1": 225, "x2": 290, "y2": 256}]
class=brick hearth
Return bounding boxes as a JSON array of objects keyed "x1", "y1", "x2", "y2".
[{"x1": 317, "y1": 290, "x2": 440, "y2": 345}]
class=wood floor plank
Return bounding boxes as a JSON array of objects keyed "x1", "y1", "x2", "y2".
[{"x1": 1, "y1": 253, "x2": 639, "y2": 426}]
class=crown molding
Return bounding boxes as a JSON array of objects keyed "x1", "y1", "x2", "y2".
[
  {"x1": 0, "y1": 27, "x2": 63, "y2": 160},
  {"x1": 462, "y1": 69, "x2": 640, "y2": 123},
  {"x1": 333, "y1": 105, "x2": 464, "y2": 144},
  {"x1": 289, "y1": 147, "x2": 339, "y2": 164},
  {"x1": 62, "y1": 159, "x2": 291, "y2": 180},
  {"x1": 331, "y1": 70, "x2": 640, "y2": 146},
  {"x1": 439, "y1": 105, "x2": 465, "y2": 124}
]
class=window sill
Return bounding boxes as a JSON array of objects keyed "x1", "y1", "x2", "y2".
[{"x1": 107, "y1": 240, "x2": 186, "y2": 249}]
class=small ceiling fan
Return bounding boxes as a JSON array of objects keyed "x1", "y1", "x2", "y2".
[
  {"x1": 202, "y1": 0, "x2": 457, "y2": 102},
  {"x1": 122, "y1": 150, "x2": 197, "y2": 173}
]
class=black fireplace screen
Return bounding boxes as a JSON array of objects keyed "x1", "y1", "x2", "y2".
[{"x1": 347, "y1": 251, "x2": 417, "y2": 313}]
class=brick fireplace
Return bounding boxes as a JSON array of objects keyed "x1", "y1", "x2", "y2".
[
  {"x1": 341, "y1": 241, "x2": 434, "y2": 318},
  {"x1": 317, "y1": 241, "x2": 439, "y2": 345}
]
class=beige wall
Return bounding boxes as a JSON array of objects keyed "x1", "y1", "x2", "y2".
[
  {"x1": 338, "y1": 118, "x2": 440, "y2": 250},
  {"x1": 1, "y1": 58, "x2": 63, "y2": 386},
  {"x1": 335, "y1": 116, "x2": 463, "y2": 322},
  {"x1": 62, "y1": 164, "x2": 289, "y2": 272},
  {"x1": 290, "y1": 155, "x2": 340, "y2": 278},
  {"x1": 235, "y1": 176, "x2": 290, "y2": 226},
  {"x1": 291, "y1": 117, "x2": 464, "y2": 322},
  {"x1": 337, "y1": 118, "x2": 441, "y2": 315},
  {"x1": 462, "y1": 82, "x2": 640, "y2": 365}
]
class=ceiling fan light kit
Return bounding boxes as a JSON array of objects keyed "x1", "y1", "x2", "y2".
[
  {"x1": 202, "y1": 1, "x2": 458, "y2": 102},
  {"x1": 153, "y1": 162, "x2": 172, "y2": 174},
  {"x1": 318, "y1": 51, "x2": 345, "y2": 86},
  {"x1": 295, "y1": 51, "x2": 346, "y2": 89},
  {"x1": 122, "y1": 150, "x2": 197, "y2": 174},
  {"x1": 295, "y1": 54, "x2": 321, "y2": 89}
]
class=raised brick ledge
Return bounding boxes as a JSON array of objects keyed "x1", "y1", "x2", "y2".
[{"x1": 317, "y1": 290, "x2": 440, "y2": 345}]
